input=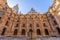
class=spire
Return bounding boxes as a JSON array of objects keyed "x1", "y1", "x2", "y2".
[
  {"x1": 28, "y1": 8, "x2": 37, "y2": 13},
  {"x1": 12, "y1": 4, "x2": 19, "y2": 14}
]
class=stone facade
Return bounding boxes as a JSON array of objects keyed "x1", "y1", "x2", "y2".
[{"x1": 0, "y1": 0, "x2": 60, "y2": 40}]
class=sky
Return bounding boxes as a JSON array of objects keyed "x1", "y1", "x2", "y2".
[{"x1": 7, "y1": 0, "x2": 54, "y2": 14}]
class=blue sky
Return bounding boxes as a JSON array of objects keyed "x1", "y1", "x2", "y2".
[{"x1": 7, "y1": 0, "x2": 54, "y2": 14}]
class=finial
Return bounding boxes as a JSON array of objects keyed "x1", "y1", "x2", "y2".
[
  {"x1": 12, "y1": 4, "x2": 19, "y2": 14},
  {"x1": 30, "y1": 8, "x2": 35, "y2": 12},
  {"x1": 28, "y1": 8, "x2": 37, "y2": 13}
]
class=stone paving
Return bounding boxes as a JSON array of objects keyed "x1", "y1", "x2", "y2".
[{"x1": 0, "y1": 37, "x2": 60, "y2": 40}]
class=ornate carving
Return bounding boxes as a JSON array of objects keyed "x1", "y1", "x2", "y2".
[
  {"x1": 28, "y1": 8, "x2": 37, "y2": 13},
  {"x1": 12, "y1": 4, "x2": 19, "y2": 14}
]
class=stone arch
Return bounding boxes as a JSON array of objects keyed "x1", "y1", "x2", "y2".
[
  {"x1": 36, "y1": 29, "x2": 41, "y2": 35},
  {"x1": 21, "y1": 29, "x2": 26, "y2": 35}
]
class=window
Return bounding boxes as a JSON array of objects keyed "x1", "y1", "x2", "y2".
[
  {"x1": 15, "y1": 24, "x2": 19, "y2": 27},
  {"x1": 43, "y1": 23, "x2": 47, "y2": 27},
  {"x1": 0, "y1": 17, "x2": 1, "y2": 21},
  {"x1": 13, "y1": 29, "x2": 18, "y2": 35},
  {"x1": 29, "y1": 29, "x2": 33, "y2": 32},
  {"x1": 37, "y1": 29, "x2": 41, "y2": 35},
  {"x1": 24, "y1": 16, "x2": 26, "y2": 19},
  {"x1": 45, "y1": 29, "x2": 49, "y2": 35},
  {"x1": 28, "y1": 29, "x2": 33, "y2": 37},
  {"x1": 0, "y1": 11, "x2": 4, "y2": 15},
  {"x1": 1, "y1": 28, "x2": 6, "y2": 35},
  {"x1": 22, "y1": 24, "x2": 25, "y2": 27},
  {"x1": 30, "y1": 24, "x2": 32, "y2": 27},
  {"x1": 51, "y1": 16, "x2": 54, "y2": 19},
  {"x1": 5, "y1": 21, "x2": 9, "y2": 26},
  {"x1": 8, "y1": 17, "x2": 10, "y2": 20},
  {"x1": 21, "y1": 29, "x2": 26, "y2": 35},
  {"x1": 50, "y1": 14, "x2": 54, "y2": 19},
  {"x1": 5, "y1": 3, "x2": 7, "y2": 4},
  {"x1": 53, "y1": 20, "x2": 57, "y2": 25},
  {"x1": 0, "y1": 17, "x2": 1, "y2": 19},
  {"x1": 36, "y1": 24, "x2": 39, "y2": 27},
  {"x1": 30, "y1": 16, "x2": 33, "y2": 19},
  {"x1": 0, "y1": 17, "x2": 2, "y2": 23},
  {"x1": 3, "y1": 7, "x2": 7, "y2": 11},
  {"x1": 17, "y1": 20, "x2": 20, "y2": 22},
  {"x1": 56, "y1": 27, "x2": 60, "y2": 34},
  {"x1": 35, "y1": 16, "x2": 39, "y2": 18}
]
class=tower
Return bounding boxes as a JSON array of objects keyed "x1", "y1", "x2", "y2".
[{"x1": 12, "y1": 4, "x2": 19, "y2": 14}]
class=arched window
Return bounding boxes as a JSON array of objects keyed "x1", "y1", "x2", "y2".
[
  {"x1": 49, "y1": 14, "x2": 55, "y2": 19},
  {"x1": 30, "y1": 24, "x2": 32, "y2": 27},
  {"x1": 51, "y1": 16, "x2": 54, "y2": 19},
  {"x1": 13, "y1": 29, "x2": 18, "y2": 35},
  {"x1": 3, "y1": 7, "x2": 7, "y2": 11},
  {"x1": 15, "y1": 24, "x2": 19, "y2": 27},
  {"x1": 0, "y1": 17, "x2": 1, "y2": 19},
  {"x1": 37, "y1": 29, "x2": 41, "y2": 35},
  {"x1": 30, "y1": 16, "x2": 32, "y2": 18},
  {"x1": 1, "y1": 28, "x2": 6, "y2": 35},
  {"x1": 50, "y1": 14, "x2": 54, "y2": 19},
  {"x1": 5, "y1": 21, "x2": 9, "y2": 26},
  {"x1": 24, "y1": 16, "x2": 26, "y2": 19},
  {"x1": 28, "y1": 29, "x2": 33, "y2": 37},
  {"x1": 30, "y1": 16, "x2": 33, "y2": 19},
  {"x1": 21, "y1": 29, "x2": 26, "y2": 35},
  {"x1": 43, "y1": 23, "x2": 47, "y2": 27},
  {"x1": 53, "y1": 20, "x2": 57, "y2": 25},
  {"x1": 8, "y1": 17, "x2": 10, "y2": 20},
  {"x1": 45, "y1": 29, "x2": 49, "y2": 35},
  {"x1": 0, "y1": 17, "x2": 2, "y2": 23},
  {"x1": 56, "y1": 27, "x2": 60, "y2": 35},
  {"x1": 36, "y1": 24, "x2": 39, "y2": 27},
  {"x1": 29, "y1": 29, "x2": 33, "y2": 32},
  {"x1": 35, "y1": 16, "x2": 38, "y2": 18},
  {"x1": 22, "y1": 24, "x2": 25, "y2": 27}
]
